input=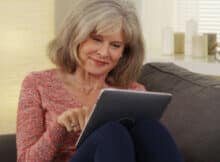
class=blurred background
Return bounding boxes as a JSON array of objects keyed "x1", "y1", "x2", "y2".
[{"x1": 0, "y1": 0, "x2": 54, "y2": 134}]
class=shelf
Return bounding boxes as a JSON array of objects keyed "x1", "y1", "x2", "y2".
[{"x1": 146, "y1": 54, "x2": 220, "y2": 75}]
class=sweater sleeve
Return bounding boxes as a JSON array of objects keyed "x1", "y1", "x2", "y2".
[{"x1": 16, "y1": 73, "x2": 67, "y2": 162}]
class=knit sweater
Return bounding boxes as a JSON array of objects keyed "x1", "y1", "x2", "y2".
[{"x1": 16, "y1": 69, "x2": 145, "y2": 162}]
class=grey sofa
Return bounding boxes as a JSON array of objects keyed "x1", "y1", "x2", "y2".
[
  {"x1": 0, "y1": 134, "x2": 16, "y2": 162},
  {"x1": 1, "y1": 62, "x2": 220, "y2": 162},
  {"x1": 138, "y1": 62, "x2": 220, "y2": 162}
]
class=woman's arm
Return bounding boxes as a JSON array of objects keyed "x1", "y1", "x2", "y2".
[{"x1": 16, "y1": 73, "x2": 67, "y2": 162}]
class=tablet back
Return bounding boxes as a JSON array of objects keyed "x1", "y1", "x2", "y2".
[{"x1": 76, "y1": 89, "x2": 172, "y2": 147}]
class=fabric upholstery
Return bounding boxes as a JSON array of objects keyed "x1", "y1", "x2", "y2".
[
  {"x1": 138, "y1": 62, "x2": 220, "y2": 162},
  {"x1": 0, "y1": 134, "x2": 16, "y2": 162}
]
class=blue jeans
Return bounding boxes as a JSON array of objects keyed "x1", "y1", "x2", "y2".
[{"x1": 69, "y1": 120, "x2": 184, "y2": 162}]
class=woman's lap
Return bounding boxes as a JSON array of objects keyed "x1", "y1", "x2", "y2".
[
  {"x1": 69, "y1": 121, "x2": 135, "y2": 162},
  {"x1": 69, "y1": 120, "x2": 184, "y2": 162}
]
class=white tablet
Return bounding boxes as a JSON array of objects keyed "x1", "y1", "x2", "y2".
[{"x1": 76, "y1": 88, "x2": 172, "y2": 148}]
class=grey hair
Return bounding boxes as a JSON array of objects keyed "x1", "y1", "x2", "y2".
[{"x1": 48, "y1": 0, "x2": 145, "y2": 88}]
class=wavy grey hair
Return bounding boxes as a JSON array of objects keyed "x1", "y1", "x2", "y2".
[{"x1": 48, "y1": 0, "x2": 145, "y2": 88}]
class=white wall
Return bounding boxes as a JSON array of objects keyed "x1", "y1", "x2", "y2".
[
  {"x1": 138, "y1": 0, "x2": 175, "y2": 58},
  {"x1": 0, "y1": 0, "x2": 54, "y2": 134}
]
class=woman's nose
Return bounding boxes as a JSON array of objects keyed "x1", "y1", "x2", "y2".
[{"x1": 98, "y1": 43, "x2": 109, "y2": 57}]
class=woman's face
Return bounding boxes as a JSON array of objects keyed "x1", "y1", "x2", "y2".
[{"x1": 77, "y1": 30, "x2": 125, "y2": 77}]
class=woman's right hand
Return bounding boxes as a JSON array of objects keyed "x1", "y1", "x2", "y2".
[{"x1": 57, "y1": 106, "x2": 90, "y2": 133}]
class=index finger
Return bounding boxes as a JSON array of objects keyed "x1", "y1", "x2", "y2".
[{"x1": 82, "y1": 106, "x2": 91, "y2": 122}]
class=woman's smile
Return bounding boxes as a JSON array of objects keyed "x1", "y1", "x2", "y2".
[{"x1": 89, "y1": 56, "x2": 109, "y2": 67}]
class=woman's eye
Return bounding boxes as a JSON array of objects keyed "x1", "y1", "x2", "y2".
[{"x1": 111, "y1": 44, "x2": 121, "y2": 48}]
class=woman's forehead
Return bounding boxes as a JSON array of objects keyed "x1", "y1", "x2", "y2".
[
  {"x1": 92, "y1": 25, "x2": 124, "y2": 41},
  {"x1": 96, "y1": 26, "x2": 122, "y2": 36},
  {"x1": 95, "y1": 16, "x2": 123, "y2": 33}
]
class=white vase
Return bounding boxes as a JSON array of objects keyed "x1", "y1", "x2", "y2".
[
  {"x1": 185, "y1": 19, "x2": 198, "y2": 56},
  {"x1": 192, "y1": 35, "x2": 208, "y2": 58},
  {"x1": 162, "y1": 27, "x2": 174, "y2": 56}
]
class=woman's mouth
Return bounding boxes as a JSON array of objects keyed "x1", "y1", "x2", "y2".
[{"x1": 90, "y1": 58, "x2": 109, "y2": 66}]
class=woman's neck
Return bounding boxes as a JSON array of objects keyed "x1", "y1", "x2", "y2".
[
  {"x1": 78, "y1": 68, "x2": 106, "y2": 85},
  {"x1": 62, "y1": 68, "x2": 108, "y2": 95}
]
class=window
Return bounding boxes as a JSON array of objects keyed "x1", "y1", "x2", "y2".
[{"x1": 175, "y1": 0, "x2": 220, "y2": 43}]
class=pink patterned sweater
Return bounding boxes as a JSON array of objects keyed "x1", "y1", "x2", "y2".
[{"x1": 16, "y1": 69, "x2": 145, "y2": 162}]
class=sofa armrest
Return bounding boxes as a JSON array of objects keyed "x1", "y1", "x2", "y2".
[
  {"x1": 138, "y1": 62, "x2": 220, "y2": 162},
  {"x1": 0, "y1": 134, "x2": 16, "y2": 162}
]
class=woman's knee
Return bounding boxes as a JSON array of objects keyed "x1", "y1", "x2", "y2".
[
  {"x1": 133, "y1": 120, "x2": 169, "y2": 135},
  {"x1": 91, "y1": 121, "x2": 134, "y2": 146},
  {"x1": 93, "y1": 122, "x2": 135, "y2": 162},
  {"x1": 72, "y1": 122, "x2": 133, "y2": 161},
  {"x1": 97, "y1": 122, "x2": 130, "y2": 138}
]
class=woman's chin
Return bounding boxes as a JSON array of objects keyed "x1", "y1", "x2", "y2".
[{"x1": 85, "y1": 68, "x2": 110, "y2": 77}]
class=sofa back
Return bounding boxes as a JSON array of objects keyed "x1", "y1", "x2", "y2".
[{"x1": 138, "y1": 62, "x2": 220, "y2": 162}]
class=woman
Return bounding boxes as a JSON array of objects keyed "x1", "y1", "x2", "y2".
[{"x1": 16, "y1": 0, "x2": 184, "y2": 162}]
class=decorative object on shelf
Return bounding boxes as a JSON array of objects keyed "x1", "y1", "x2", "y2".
[
  {"x1": 204, "y1": 33, "x2": 218, "y2": 55},
  {"x1": 162, "y1": 26, "x2": 174, "y2": 56},
  {"x1": 185, "y1": 19, "x2": 198, "y2": 56},
  {"x1": 192, "y1": 34, "x2": 208, "y2": 58},
  {"x1": 174, "y1": 32, "x2": 185, "y2": 54},
  {"x1": 216, "y1": 47, "x2": 220, "y2": 61}
]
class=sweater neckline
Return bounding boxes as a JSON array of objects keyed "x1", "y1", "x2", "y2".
[{"x1": 51, "y1": 69, "x2": 84, "y2": 107}]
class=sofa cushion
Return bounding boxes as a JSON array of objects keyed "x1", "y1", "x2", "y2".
[
  {"x1": 138, "y1": 62, "x2": 220, "y2": 162},
  {"x1": 0, "y1": 134, "x2": 16, "y2": 162}
]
